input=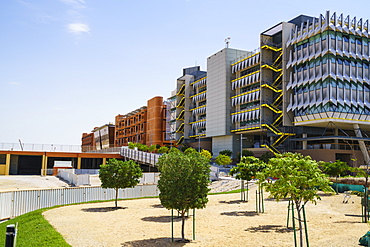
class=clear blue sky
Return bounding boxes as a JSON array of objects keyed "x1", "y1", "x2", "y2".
[{"x1": 1, "y1": 0, "x2": 370, "y2": 145}]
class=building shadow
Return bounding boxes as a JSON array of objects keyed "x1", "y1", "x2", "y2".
[
  {"x1": 121, "y1": 237, "x2": 187, "y2": 246},
  {"x1": 81, "y1": 206, "x2": 127, "y2": 212},
  {"x1": 220, "y1": 211, "x2": 258, "y2": 217},
  {"x1": 245, "y1": 225, "x2": 292, "y2": 233},
  {"x1": 141, "y1": 215, "x2": 187, "y2": 223}
]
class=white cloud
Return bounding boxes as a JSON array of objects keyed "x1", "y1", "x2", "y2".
[
  {"x1": 60, "y1": 0, "x2": 85, "y2": 7},
  {"x1": 67, "y1": 23, "x2": 90, "y2": 34},
  {"x1": 9, "y1": 82, "x2": 20, "y2": 85}
]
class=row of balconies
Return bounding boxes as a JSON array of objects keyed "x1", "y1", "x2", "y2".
[
  {"x1": 231, "y1": 71, "x2": 260, "y2": 90},
  {"x1": 231, "y1": 52, "x2": 260, "y2": 74}
]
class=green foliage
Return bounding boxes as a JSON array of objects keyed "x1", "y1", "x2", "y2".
[
  {"x1": 157, "y1": 146, "x2": 169, "y2": 154},
  {"x1": 219, "y1": 149, "x2": 232, "y2": 157},
  {"x1": 230, "y1": 156, "x2": 266, "y2": 181},
  {"x1": 260, "y1": 153, "x2": 333, "y2": 203},
  {"x1": 215, "y1": 154, "x2": 232, "y2": 166},
  {"x1": 184, "y1": 147, "x2": 197, "y2": 155},
  {"x1": 259, "y1": 152, "x2": 334, "y2": 247},
  {"x1": 128, "y1": 142, "x2": 136, "y2": 149},
  {"x1": 200, "y1": 149, "x2": 212, "y2": 160},
  {"x1": 148, "y1": 144, "x2": 157, "y2": 153},
  {"x1": 137, "y1": 143, "x2": 149, "y2": 152},
  {"x1": 319, "y1": 160, "x2": 353, "y2": 178},
  {"x1": 99, "y1": 159, "x2": 143, "y2": 207},
  {"x1": 0, "y1": 207, "x2": 70, "y2": 247},
  {"x1": 169, "y1": 147, "x2": 181, "y2": 153},
  {"x1": 157, "y1": 151, "x2": 210, "y2": 241},
  {"x1": 259, "y1": 151, "x2": 274, "y2": 163}
]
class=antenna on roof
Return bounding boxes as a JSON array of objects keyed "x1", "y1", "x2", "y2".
[{"x1": 224, "y1": 37, "x2": 230, "y2": 48}]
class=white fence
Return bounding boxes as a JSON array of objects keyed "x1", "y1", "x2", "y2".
[
  {"x1": 121, "y1": 148, "x2": 162, "y2": 166},
  {"x1": 58, "y1": 169, "x2": 90, "y2": 186},
  {"x1": 0, "y1": 184, "x2": 158, "y2": 221},
  {"x1": 58, "y1": 169, "x2": 159, "y2": 187}
]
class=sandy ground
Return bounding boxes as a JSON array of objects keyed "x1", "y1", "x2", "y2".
[
  {"x1": 43, "y1": 184, "x2": 368, "y2": 247},
  {"x1": 0, "y1": 175, "x2": 70, "y2": 192}
]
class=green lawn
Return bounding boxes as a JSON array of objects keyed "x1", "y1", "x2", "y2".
[{"x1": 0, "y1": 206, "x2": 70, "y2": 247}]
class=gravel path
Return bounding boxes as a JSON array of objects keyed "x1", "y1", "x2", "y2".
[{"x1": 44, "y1": 186, "x2": 367, "y2": 247}]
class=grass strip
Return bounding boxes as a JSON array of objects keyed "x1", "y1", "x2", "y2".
[{"x1": 0, "y1": 206, "x2": 70, "y2": 247}]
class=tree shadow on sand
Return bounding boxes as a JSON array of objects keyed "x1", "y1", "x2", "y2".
[
  {"x1": 121, "y1": 237, "x2": 188, "y2": 246},
  {"x1": 220, "y1": 211, "x2": 258, "y2": 217},
  {"x1": 246, "y1": 225, "x2": 292, "y2": 233},
  {"x1": 219, "y1": 200, "x2": 247, "y2": 204},
  {"x1": 141, "y1": 215, "x2": 188, "y2": 223},
  {"x1": 81, "y1": 206, "x2": 127, "y2": 212},
  {"x1": 150, "y1": 204, "x2": 164, "y2": 208},
  {"x1": 345, "y1": 214, "x2": 362, "y2": 217}
]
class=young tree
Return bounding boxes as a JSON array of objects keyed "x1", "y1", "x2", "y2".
[
  {"x1": 230, "y1": 156, "x2": 266, "y2": 201},
  {"x1": 157, "y1": 151, "x2": 210, "y2": 242},
  {"x1": 219, "y1": 149, "x2": 232, "y2": 157},
  {"x1": 259, "y1": 153, "x2": 333, "y2": 247},
  {"x1": 148, "y1": 144, "x2": 157, "y2": 153},
  {"x1": 200, "y1": 149, "x2": 212, "y2": 160},
  {"x1": 184, "y1": 147, "x2": 197, "y2": 155},
  {"x1": 215, "y1": 154, "x2": 232, "y2": 166},
  {"x1": 157, "y1": 146, "x2": 169, "y2": 154},
  {"x1": 319, "y1": 160, "x2": 353, "y2": 194},
  {"x1": 99, "y1": 159, "x2": 143, "y2": 208},
  {"x1": 137, "y1": 143, "x2": 149, "y2": 152},
  {"x1": 128, "y1": 142, "x2": 136, "y2": 149}
]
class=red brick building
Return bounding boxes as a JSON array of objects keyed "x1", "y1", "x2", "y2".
[{"x1": 115, "y1": 96, "x2": 173, "y2": 147}]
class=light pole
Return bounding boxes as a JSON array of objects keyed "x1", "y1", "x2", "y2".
[{"x1": 198, "y1": 134, "x2": 201, "y2": 152}]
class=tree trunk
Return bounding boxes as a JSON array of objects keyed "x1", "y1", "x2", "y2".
[
  {"x1": 295, "y1": 203, "x2": 303, "y2": 247},
  {"x1": 115, "y1": 188, "x2": 118, "y2": 208},
  {"x1": 181, "y1": 210, "x2": 186, "y2": 241}
]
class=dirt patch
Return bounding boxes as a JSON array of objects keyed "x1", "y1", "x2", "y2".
[{"x1": 43, "y1": 186, "x2": 367, "y2": 247}]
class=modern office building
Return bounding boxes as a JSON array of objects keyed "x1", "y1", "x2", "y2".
[
  {"x1": 171, "y1": 11, "x2": 370, "y2": 166},
  {"x1": 81, "y1": 124, "x2": 115, "y2": 151}
]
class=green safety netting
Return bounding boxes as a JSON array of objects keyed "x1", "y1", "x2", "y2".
[{"x1": 330, "y1": 183, "x2": 365, "y2": 193}]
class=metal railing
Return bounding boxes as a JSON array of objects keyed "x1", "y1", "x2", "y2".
[
  {"x1": 0, "y1": 143, "x2": 81, "y2": 152},
  {"x1": 121, "y1": 148, "x2": 162, "y2": 166}
]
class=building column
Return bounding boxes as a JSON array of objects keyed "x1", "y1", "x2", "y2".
[
  {"x1": 77, "y1": 157, "x2": 82, "y2": 169},
  {"x1": 334, "y1": 128, "x2": 339, "y2": 149},
  {"x1": 5, "y1": 154, "x2": 11, "y2": 175},
  {"x1": 41, "y1": 155, "x2": 48, "y2": 176},
  {"x1": 102, "y1": 158, "x2": 106, "y2": 165},
  {"x1": 302, "y1": 134, "x2": 307, "y2": 150}
]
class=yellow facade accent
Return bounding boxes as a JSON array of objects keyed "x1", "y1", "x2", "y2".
[
  {"x1": 5, "y1": 154, "x2": 11, "y2": 175},
  {"x1": 41, "y1": 155, "x2": 48, "y2": 176},
  {"x1": 77, "y1": 157, "x2": 82, "y2": 169},
  {"x1": 0, "y1": 165, "x2": 6, "y2": 175}
]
